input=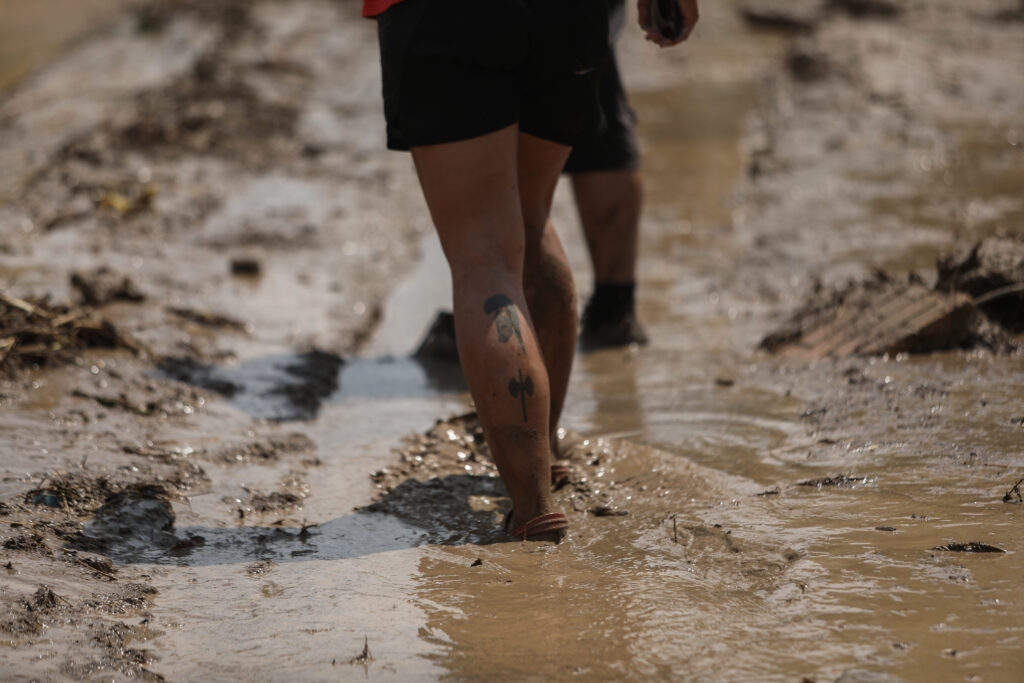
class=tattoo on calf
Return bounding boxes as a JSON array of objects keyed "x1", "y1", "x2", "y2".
[
  {"x1": 508, "y1": 369, "x2": 534, "y2": 423},
  {"x1": 484, "y1": 294, "x2": 526, "y2": 353}
]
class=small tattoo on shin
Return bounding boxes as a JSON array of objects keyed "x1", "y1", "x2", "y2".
[
  {"x1": 484, "y1": 294, "x2": 526, "y2": 353},
  {"x1": 508, "y1": 369, "x2": 534, "y2": 423}
]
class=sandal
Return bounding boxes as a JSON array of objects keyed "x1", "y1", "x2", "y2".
[
  {"x1": 550, "y1": 460, "x2": 571, "y2": 488},
  {"x1": 502, "y1": 510, "x2": 568, "y2": 542}
]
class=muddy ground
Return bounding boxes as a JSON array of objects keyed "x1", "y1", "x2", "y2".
[{"x1": 2, "y1": 0, "x2": 1023, "y2": 681}]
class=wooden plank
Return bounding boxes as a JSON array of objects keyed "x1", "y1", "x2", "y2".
[{"x1": 777, "y1": 285, "x2": 976, "y2": 359}]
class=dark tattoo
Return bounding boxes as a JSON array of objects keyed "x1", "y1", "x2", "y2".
[
  {"x1": 484, "y1": 294, "x2": 526, "y2": 353},
  {"x1": 508, "y1": 369, "x2": 535, "y2": 423}
]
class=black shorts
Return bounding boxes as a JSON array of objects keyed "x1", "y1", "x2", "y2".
[
  {"x1": 563, "y1": 0, "x2": 640, "y2": 173},
  {"x1": 377, "y1": 0, "x2": 609, "y2": 151}
]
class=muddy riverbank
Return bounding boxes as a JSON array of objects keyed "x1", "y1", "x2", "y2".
[{"x1": 2, "y1": 0, "x2": 1023, "y2": 681}]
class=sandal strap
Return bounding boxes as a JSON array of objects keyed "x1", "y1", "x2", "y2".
[{"x1": 510, "y1": 512, "x2": 568, "y2": 540}]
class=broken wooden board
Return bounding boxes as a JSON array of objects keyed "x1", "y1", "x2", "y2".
[{"x1": 774, "y1": 284, "x2": 976, "y2": 360}]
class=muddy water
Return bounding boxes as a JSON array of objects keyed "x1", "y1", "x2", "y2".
[
  {"x1": 0, "y1": 0, "x2": 139, "y2": 91},
  {"x1": 63, "y1": 3, "x2": 1023, "y2": 681}
]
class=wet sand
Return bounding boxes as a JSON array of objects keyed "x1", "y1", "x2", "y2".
[{"x1": 2, "y1": 0, "x2": 1023, "y2": 680}]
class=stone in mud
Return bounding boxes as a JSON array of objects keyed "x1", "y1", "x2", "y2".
[
  {"x1": 741, "y1": 0, "x2": 826, "y2": 31},
  {"x1": 230, "y1": 257, "x2": 261, "y2": 276},
  {"x1": 70, "y1": 268, "x2": 145, "y2": 306}
]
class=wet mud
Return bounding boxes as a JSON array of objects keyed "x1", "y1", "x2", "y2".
[{"x1": 2, "y1": 0, "x2": 1024, "y2": 681}]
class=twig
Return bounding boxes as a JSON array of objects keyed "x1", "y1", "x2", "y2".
[
  {"x1": 70, "y1": 556, "x2": 118, "y2": 581},
  {"x1": 973, "y1": 283, "x2": 1024, "y2": 306},
  {"x1": 1003, "y1": 478, "x2": 1023, "y2": 504},
  {"x1": 0, "y1": 292, "x2": 42, "y2": 316}
]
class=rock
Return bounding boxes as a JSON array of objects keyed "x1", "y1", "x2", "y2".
[
  {"x1": 230, "y1": 257, "x2": 261, "y2": 276},
  {"x1": 70, "y1": 268, "x2": 145, "y2": 306}
]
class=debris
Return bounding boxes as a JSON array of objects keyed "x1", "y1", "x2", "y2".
[
  {"x1": 757, "y1": 487, "x2": 782, "y2": 496},
  {"x1": 166, "y1": 306, "x2": 247, "y2": 331},
  {"x1": 1, "y1": 293, "x2": 148, "y2": 374},
  {"x1": 768, "y1": 283, "x2": 976, "y2": 359},
  {"x1": 797, "y1": 474, "x2": 867, "y2": 488},
  {"x1": 348, "y1": 636, "x2": 373, "y2": 666},
  {"x1": 96, "y1": 184, "x2": 156, "y2": 217},
  {"x1": 70, "y1": 268, "x2": 145, "y2": 306},
  {"x1": 932, "y1": 542, "x2": 1005, "y2": 553},
  {"x1": 874, "y1": 526, "x2": 896, "y2": 532},
  {"x1": 470, "y1": 558, "x2": 483, "y2": 567},
  {"x1": 1002, "y1": 478, "x2": 1023, "y2": 504},
  {"x1": 937, "y1": 234, "x2": 1024, "y2": 333}
]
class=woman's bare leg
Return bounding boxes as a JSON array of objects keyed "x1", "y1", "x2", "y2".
[
  {"x1": 518, "y1": 133, "x2": 577, "y2": 454},
  {"x1": 411, "y1": 125, "x2": 558, "y2": 533}
]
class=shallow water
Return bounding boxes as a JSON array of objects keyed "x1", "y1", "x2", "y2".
[
  {"x1": 0, "y1": 0, "x2": 138, "y2": 91},
  {"x1": 37, "y1": 2, "x2": 1020, "y2": 681}
]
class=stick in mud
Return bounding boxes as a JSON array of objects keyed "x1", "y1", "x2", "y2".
[{"x1": 1003, "y1": 478, "x2": 1023, "y2": 504}]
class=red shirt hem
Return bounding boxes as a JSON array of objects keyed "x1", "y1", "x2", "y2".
[{"x1": 363, "y1": 0, "x2": 404, "y2": 17}]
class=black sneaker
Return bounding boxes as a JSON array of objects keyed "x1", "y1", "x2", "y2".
[{"x1": 579, "y1": 306, "x2": 649, "y2": 350}]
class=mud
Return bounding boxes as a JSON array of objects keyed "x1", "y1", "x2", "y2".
[{"x1": 2, "y1": 0, "x2": 1024, "y2": 681}]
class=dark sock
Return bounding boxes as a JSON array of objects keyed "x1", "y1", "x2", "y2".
[{"x1": 585, "y1": 282, "x2": 636, "y2": 326}]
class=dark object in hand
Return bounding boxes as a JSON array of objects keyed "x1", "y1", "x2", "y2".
[{"x1": 644, "y1": 0, "x2": 685, "y2": 41}]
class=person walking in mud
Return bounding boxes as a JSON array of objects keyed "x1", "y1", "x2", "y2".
[
  {"x1": 572, "y1": 0, "x2": 652, "y2": 350},
  {"x1": 366, "y1": 0, "x2": 698, "y2": 541}
]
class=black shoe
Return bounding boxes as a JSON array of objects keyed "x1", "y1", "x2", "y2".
[{"x1": 579, "y1": 307, "x2": 649, "y2": 350}]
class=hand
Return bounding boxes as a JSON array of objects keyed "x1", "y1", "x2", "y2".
[{"x1": 638, "y1": 0, "x2": 699, "y2": 48}]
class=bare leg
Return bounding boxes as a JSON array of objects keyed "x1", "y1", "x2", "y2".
[
  {"x1": 411, "y1": 126, "x2": 560, "y2": 535},
  {"x1": 571, "y1": 169, "x2": 643, "y2": 284},
  {"x1": 518, "y1": 133, "x2": 576, "y2": 450}
]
